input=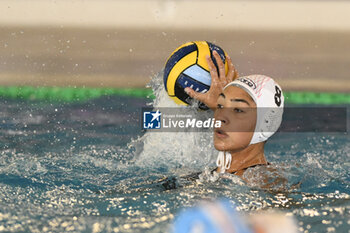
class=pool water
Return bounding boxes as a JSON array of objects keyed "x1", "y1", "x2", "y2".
[{"x1": 0, "y1": 75, "x2": 349, "y2": 233}]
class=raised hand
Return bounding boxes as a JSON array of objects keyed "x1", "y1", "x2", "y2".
[{"x1": 185, "y1": 50, "x2": 238, "y2": 110}]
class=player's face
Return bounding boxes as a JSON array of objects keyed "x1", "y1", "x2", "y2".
[{"x1": 213, "y1": 86, "x2": 257, "y2": 152}]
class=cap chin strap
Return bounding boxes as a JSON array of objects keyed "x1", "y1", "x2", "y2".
[{"x1": 216, "y1": 151, "x2": 232, "y2": 173}]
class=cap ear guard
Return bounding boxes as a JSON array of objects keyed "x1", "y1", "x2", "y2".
[
  {"x1": 224, "y1": 75, "x2": 284, "y2": 145},
  {"x1": 251, "y1": 105, "x2": 284, "y2": 145}
]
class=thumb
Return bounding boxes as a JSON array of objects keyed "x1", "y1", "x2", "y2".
[{"x1": 185, "y1": 87, "x2": 206, "y2": 102}]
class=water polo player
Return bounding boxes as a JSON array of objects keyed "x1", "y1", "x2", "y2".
[{"x1": 185, "y1": 51, "x2": 284, "y2": 177}]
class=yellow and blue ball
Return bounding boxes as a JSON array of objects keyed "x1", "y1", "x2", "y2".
[{"x1": 163, "y1": 41, "x2": 228, "y2": 109}]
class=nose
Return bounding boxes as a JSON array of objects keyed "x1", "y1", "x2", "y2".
[{"x1": 214, "y1": 109, "x2": 229, "y2": 125}]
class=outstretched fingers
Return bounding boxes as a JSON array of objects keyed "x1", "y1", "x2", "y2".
[
  {"x1": 226, "y1": 55, "x2": 238, "y2": 82},
  {"x1": 233, "y1": 61, "x2": 239, "y2": 80},
  {"x1": 185, "y1": 87, "x2": 206, "y2": 103},
  {"x1": 206, "y1": 55, "x2": 220, "y2": 87},
  {"x1": 212, "y1": 51, "x2": 226, "y2": 81}
]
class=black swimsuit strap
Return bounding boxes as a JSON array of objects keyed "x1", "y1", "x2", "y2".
[
  {"x1": 229, "y1": 162, "x2": 271, "y2": 174},
  {"x1": 211, "y1": 162, "x2": 270, "y2": 175}
]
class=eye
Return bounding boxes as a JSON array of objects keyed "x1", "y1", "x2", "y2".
[
  {"x1": 217, "y1": 104, "x2": 223, "y2": 109},
  {"x1": 233, "y1": 108, "x2": 244, "y2": 113}
]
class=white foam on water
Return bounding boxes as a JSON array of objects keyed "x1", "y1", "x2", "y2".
[{"x1": 131, "y1": 71, "x2": 217, "y2": 170}]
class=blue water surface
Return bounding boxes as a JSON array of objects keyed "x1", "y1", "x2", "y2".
[{"x1": 0, "y1": 84, "x2": 349, "y2": 232}]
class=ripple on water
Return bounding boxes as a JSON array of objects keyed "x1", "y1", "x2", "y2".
[{"x1": 0, "y1": 73, "x2": 349, "y2": 232}]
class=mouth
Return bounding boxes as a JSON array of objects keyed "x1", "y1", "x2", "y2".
[{"x1": 214, "y1": 128, "x2": 228, "y2": 138}]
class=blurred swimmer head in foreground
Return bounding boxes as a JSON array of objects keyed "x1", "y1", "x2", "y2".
[
  {"x1": 185, "y1": 51, "x2": 284, "y2": 175},
  {"x1": 172, "y1": 199, "x2": 298, "y2": 233}
]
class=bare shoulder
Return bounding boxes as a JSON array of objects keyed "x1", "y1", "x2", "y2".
[{"x1": 240, "y1": 164, "x2": 293, "y2": 191}]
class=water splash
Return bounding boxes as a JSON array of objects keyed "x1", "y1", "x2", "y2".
[
  {"x1": 129, "y1": 71, "x2": 217, "y2": 171},
  {"x1": 0, "y1": 75, "x2": 349, "y2": 232}
]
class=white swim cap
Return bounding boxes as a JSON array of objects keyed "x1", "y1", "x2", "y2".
[{"x1": 223, "y1": 75, "x2": 284, "y2": 145}]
